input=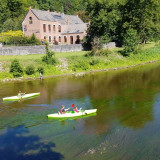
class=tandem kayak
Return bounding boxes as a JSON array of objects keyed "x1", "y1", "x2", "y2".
[
  {"x1": 3, "y1": 92, "x2": 40, "y2": 101},
  {"x1": 47, "y1": 109, "x2": 97, "y2": 118}
]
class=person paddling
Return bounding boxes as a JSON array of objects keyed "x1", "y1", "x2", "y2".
[
  {"x1": 73, "y1": 106, "x2": 79, "y2": 113},
  {"x1": 60, "y1": 105, "x2": 66, "y2": 114},
  {"x1": 17, "y1": 91, "x2": 25, "y2": 99}
]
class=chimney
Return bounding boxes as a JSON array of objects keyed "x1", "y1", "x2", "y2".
[
  {"x1": 67, "y1": 20, "x2": 69, "y2": 25},
  {"x1": 29, "y1": 6, "x2": 32, "y2": 10}
]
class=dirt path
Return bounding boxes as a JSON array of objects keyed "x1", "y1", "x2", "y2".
[{"x1": 57, "y1": 58, "x2": 68, "y2": 71}]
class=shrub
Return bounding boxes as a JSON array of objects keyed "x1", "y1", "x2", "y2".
[
  {"x1": 85, "y1": 48, "x2": 112, "y2": 57},
  {"x1": 10, "y1": 59, "x2": 23, "y2": 77},
  {"x1": 28, "y1": 34, "x2": 41, "y2": 45},
  {"x1": 89, "y1": 59, "x2": 99, "y2": 66},
  {"x1": 25, "y1": 65, "x2": 35, "y2": 75},
  {"x1": 122, "y1": 28, "x2": 139, "y2": 56},
  {"x1": 37, "y1": 67, "x2": 44, "y2": 74},
  {"x1": 91, "y1": 36, "x2": 102, "y2": 50},
  {"x1": 42, "y1": 44, "x2": 56, "y2": 65},
  {"x1": 101, "y1": 49, "x2": 113, "y2": 56},
  {"x1": 85, "y1": 48, "x2": 100, "y2": 57}
]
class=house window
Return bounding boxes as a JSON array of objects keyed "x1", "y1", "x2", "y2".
[
  {"x1": 64, "y1": 36, "x2": 67, "y2": 43},
  {"x1": 44, "y1": 36, "x2": 47, "y2": 40},
  {"x1": 49, "y1": 36, "x2": 51, "y2": 42},
  {"x1": 58, "y1": 25, "x2": 61, "y2": 32},
  {"x1": 43, "y1": 24, "x2": 46, "y2": 32},
  {"x1": 29, "y1": 17, "x2": 33, "y2": 24},
  {"x1": 53, "y1": 25, "x2": 55, "y2": 32},
  {"x1": 48, "y1": 25, "x2": 51, "y2": 32},
  {"x1": 24, "y1": 25, "x2": 27, "y2": 31},
  {"x1": 54, "y1": 36, "x2": 56, "y2": 40},
  {"x1": 59, "y1": 36, "x2": 61, "y2": 42}
]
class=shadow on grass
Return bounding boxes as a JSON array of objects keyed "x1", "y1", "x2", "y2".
[{"x1": 0, "y1": 126, "x2": 64, "y2": 160}]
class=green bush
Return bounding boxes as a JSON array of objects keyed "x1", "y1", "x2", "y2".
[
  {"x1": 37, "y1": 67, "x2": 44, "y2": 74},
  {"x1": 42, "y1": 44, "x2": 56, "y2": 65},
  {"x1": 85, "y1": 48, "x2": 112, "y2": 57},
  {"x1": 89, "y1": 59, "x2": 99, "y2": 65},
  {"x1": 10, "y1": 59, "x2": 23, "y2": 77},
  {"x1": 13, "y1": 72, "x2": 22, "y2": 78},
  {"x1": 25, "y1": 65, "x2": 35, "y2": 75},
  {"x1": 101, "y1": 49, "x2": 113, "y2": 56},
  {"x1": 85, "y1": 48, "x2": 101, "y2": 57},
  {"x1": 122, "y1": 29, "x2": 139, "y2": 56},
  {"x1": 28, "y1": 34, "x2": 41, "y2": 45}
]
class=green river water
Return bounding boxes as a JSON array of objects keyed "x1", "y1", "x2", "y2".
[{"x1": 1, "y1": 62, "x2": 160, "y2": 160}]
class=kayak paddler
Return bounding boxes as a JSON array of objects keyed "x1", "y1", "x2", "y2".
[
  {"x1": 17, "y1": 91, "x2": 25, "y2": 99},
  {"x1": 60, "y1": 105, "x2": 66, "y2": 114},
  {"x1": 73, "y1": 106, "x2": 79, "y2": 113}
]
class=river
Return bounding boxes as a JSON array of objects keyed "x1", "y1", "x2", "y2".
[{"x1": 1, "y1": 62, "x2": 160, "y2": 160}]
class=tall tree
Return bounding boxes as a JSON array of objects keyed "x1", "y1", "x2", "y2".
[
  {"x1": 85, "y1": 0, "x2": 122, "y2": 47},
  {"x1": 120, "y1": 0, "x2": 160, "y2": 43}
]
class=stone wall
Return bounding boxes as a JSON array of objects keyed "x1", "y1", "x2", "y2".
[
  {"x1": 0, "y1": 45, "x2": 45, "y2": 56},
  {"x1": 103, "y1": 42, "x2": 116, "y2": 49},
  {"x1": 0, "y1": 44, "x2": 84, "y2": 55},
  {"x1": 51, "y1": 44, "x2": 83, "y2": 52},
  {"x1": 0, "y1": 42, "x2": 116, "y2": 56}
]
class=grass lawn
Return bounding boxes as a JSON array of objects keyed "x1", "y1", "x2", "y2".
[{"x1": 0, "y1": 42, "x2": 160, "y2": 81}]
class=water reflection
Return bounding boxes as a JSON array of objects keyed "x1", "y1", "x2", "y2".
[
  {"x1": 1, "y1": 63, "x2": 160, "y2": 159},
  {"x1": 0, "y1": 126, "x2": 64, "y2": 160}
]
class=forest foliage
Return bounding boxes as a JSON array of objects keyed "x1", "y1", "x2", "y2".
[{"x1": 0, "y1": 0, "x2": 160, "y2": 48}]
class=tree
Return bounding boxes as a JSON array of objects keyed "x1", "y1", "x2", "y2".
[
  {"x1": 28, "y1": 34, "x2": 41, "y2": 45},
  {"x1": 120, "y1": 0, "x2": 160, "y2": 43},
  {"x1": 2, "y1": 19, "x2": 15, "y2": 32},
  {"x1": 42, "y1": 43, "x2": 56, "y2": 65},
  {"x1": 85, "y1": 0, "x2": 122, "y2": 48},
  {"x1": 10, "y1": 59, "x2": 23, "y2": 77},
  {"x1": 0, "y1": 0, "x2": 11, "y2": 32},
  {"x1": 123, "y1": 28, "x2": 139, "y2": 55}
]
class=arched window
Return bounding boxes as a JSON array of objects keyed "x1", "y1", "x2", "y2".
[
  {"x1": 58, "y1": 25, "x2": 61, "y2": 32},
  {"x1": 53, "y1": 25, "x2": 55, "y2": 32},
  {"x1": 29, "y1": 17, "x2": 33, "y2": 24},
  {"x1": 43, "y1": 24, "x2": 46, "y2": 32},
  {"x1": 49, "y1": 36, "x2": 51, "y2": 42},
  {"x1": 59, "y1": 36, "x2": 61, "y2": 42},
  {"x1": 48, "y1": 25, "x2": 51, "y2": 32}
]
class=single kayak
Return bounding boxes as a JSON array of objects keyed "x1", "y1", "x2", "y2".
[
  {"x1": 3, "y1": 92, "x2": 40, "y2": 101},
  {"x1": 48, "y1": 109, "x2": 97, "y2": 118}
]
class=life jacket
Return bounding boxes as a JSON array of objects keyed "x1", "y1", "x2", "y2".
[
  {"x1": 60, "y1": 108, "x2": 65, "y2": 114},
  {"x1": 73, "y1": 108, "x2": 78, "y2": 113}
]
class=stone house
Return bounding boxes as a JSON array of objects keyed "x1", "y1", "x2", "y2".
[{"x1": 22, "y1": 7, "x2": 87, "y2": 45}]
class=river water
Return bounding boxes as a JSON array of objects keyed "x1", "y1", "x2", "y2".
[{"x1": 1, "y1": 62, "x2": 160, "y2": 160}]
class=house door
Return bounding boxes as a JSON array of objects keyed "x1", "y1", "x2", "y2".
[{"x1": 70, "y1": 36, "x2": 73, "y2": 44}]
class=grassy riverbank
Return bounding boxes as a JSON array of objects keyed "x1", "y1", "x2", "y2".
[{"x1": 0, "y1": 43, "x2": 160, "y2": 81}]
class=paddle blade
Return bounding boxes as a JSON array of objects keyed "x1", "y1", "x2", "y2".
[{"x1": 71, "y1": 104, "x2": 75, "y2": 108}]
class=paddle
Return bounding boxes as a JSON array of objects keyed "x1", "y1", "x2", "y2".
[{"x1": 66, "y1": 104, "x2": 75, "y2": 111}]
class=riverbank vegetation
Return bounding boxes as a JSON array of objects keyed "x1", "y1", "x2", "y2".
[{"x1": 1, "y1": 42, "x2": 160, "y2": 81}]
